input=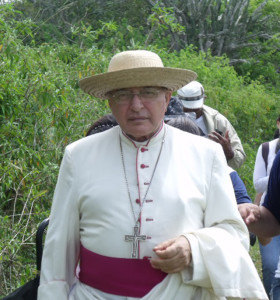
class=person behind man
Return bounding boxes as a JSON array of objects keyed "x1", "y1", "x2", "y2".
[
  {"x1": 86, "y1": 113, "x2": 118, "y2": 135},
  {"x1": 247, "y1": 150, "x2": 280, "y2": 299},
  {"x1": 248, "y1": 151, "x2": 280, "y2": 235},
  {"x1": 253, "y1": 133, "x2": 280, "y2": 297},
  {"x1": 38, "y1": 50, "x2": 266, "y2": 300},
  {"x1": 273, "y1": 115, "x2": 280, "y2": 139},
  {"x1": 168, "y1": 81, "x2": 246, "y2": 169}
]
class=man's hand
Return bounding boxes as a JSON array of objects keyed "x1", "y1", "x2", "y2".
[
  {"x1": 238, "y1": 203, "x2": 261, "y2": 225},
  {"x1": 208, "y1": 130, "x2": 234, "y2": 161},
  {"x1": 150, "y1": 236, "x2": 192, "y2": 273},
  {"x1": 238, "y1": 203, "x2": 272, "y2": 245},
  {"x1": 248, "y1": 206, "x2": 280, "y2": 237}
]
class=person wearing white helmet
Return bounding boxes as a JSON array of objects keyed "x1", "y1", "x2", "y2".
[{"x1": 176, "y1": 80, "x2": 246, "y2": 169}]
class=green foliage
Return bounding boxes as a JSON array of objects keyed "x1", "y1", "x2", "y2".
[
  {"x1": 14, "y1": 0, "x2": 152, "y2": 47},
  {"x1": 0, "y1": 6, "x2": 111, "y2": 295},
  {"x1": 11, "y1": 0, "x2": 280, "y2": 86},
  {"x1": 146, "y1": 4, "x2": 185, "y2": 49},
  {"x1": 1, "y1": 2, "x2": 279, "y2": 296},
  {"x1": 236, "y1": 33, "x2": 280, "y2": 87},
  {"x1": 234, "y1": 1, "x2": 280, "y2": 86}
]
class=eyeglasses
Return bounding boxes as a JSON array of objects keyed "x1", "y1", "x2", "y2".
[{"x1": 108, "y1": 87, "x2": 166, "y2": 105}]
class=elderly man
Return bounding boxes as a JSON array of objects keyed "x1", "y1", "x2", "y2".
[
  {"x1": 167, "y1": 81, "x2": 246, "y2": 169},
  {"x1": 38, "y1": 50, "x2": 266, "y2": 299}
]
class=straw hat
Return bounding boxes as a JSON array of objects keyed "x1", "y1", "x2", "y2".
[
  {"x1": 177, "y1": 81, "x2": 205, "y2": 109},
  {"x1": 79, "y1": 50, "x2": 197, "y2": 99}
]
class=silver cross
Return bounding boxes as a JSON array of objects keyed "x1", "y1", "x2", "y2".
[{"x1": 125, "y1": 224, "x2": 147, "y2": 259}]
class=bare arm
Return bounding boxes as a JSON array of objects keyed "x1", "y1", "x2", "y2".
[
  {"x1": 247, "y1": 206, "x2": 280, "y2": 237},
  {"x1": 254, "y1": 192, "x2": 262, "y2": 206}
]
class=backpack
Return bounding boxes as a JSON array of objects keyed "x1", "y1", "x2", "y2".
[{"x1": 261, "y1": 142, "x2": 269, "y2": 171}]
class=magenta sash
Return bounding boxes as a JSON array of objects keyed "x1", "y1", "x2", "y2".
[{"x1": 78, "y1": 245, "x2": 167, "y2": 297}]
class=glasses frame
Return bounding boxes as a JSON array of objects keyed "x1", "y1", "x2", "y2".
[{"x1": 107, "y1": 87, "x2": 168, "y2": 105}]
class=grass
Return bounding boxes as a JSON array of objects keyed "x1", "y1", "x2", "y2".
[{"x1": 250, "y1": 241, "x2": 262, "y2": 280}]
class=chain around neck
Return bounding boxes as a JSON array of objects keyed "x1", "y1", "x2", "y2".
[{"x1": 119, "y1": 128, "x2": 166, "y2": 226}]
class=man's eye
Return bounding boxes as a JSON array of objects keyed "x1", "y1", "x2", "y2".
[
  {"x1": 141, "y1": 90, "x2": 157, "y2": 97},
  {"x1": 116, "y1": 92, "x2": 130, "y2": 99}
]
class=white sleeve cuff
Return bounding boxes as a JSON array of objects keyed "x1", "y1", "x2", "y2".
[
  {"x1": 38, "y1": 280, "x2": 69, "y2": 300},
  {"x1": 181, "y1": 234, "x2": 211, "y2": 288}
]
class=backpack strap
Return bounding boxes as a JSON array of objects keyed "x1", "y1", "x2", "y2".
[{"x1": 262, "y1": 142, "x2": 269, "y2": 171}]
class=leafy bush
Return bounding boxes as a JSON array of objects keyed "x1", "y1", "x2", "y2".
[
  {"x1": 0, "y1": 8, "x2": 111, "y2": 295},
  {"x1": 1, "y1": 3, "x2": 279, "y2": 296}
]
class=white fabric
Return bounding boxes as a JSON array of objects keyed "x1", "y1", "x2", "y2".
[
  {"x1": 253, "y1": 138, "x2": 279, "y2": 204},
  {"x1": 193, "y1": 114, "x2": 208, "y2": 136},
  {"x1": 275, "y1": 258, "x2": 280, "y2": 279},
  {"x1": 38, "y1": 124, "x2": 267, "y2": 300}
]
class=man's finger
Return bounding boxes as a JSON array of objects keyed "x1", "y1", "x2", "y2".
[{"x1": 153, "y1": 238, "x2": 175, "y2": 252}]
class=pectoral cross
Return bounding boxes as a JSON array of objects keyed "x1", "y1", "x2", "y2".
[{"x1": 125, "y1": 224, "x2": 147, "y2": 259}]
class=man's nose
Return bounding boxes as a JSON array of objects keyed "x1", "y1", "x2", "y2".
[{"x1": 130, "y1": 94, "x2": 144, "y2": 111}]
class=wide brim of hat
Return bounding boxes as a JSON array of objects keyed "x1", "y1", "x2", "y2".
[
  {"x1": 181, "y1": 98, "x2": 204, "y2": 109},
  {"x1": 79, "y1": 67, "x2": 197, "y2": 99}
]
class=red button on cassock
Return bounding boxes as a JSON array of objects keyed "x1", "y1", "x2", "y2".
[{"x1": 140, "y1": 164, "x2": 148, "y2": 169}]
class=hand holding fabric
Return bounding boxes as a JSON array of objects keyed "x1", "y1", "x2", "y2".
[
  {"x1": 150, "y1": 236, "x2": 192, "y2": 273},
  {"x1": 208, "y1": 130, "x2": 234, "y2": 161}
]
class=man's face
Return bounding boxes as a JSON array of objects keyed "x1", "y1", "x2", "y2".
[
  {"x1": 183, "y1": 107, "x2": 203, "y2": 119},
  {"x1": 108, "y1": 87, "x2": 171, "y2": 142}
]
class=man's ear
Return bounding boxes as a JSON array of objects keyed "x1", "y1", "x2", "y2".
[{"x1": 165, "y1": 91, "x2": 172, "y2": 108}]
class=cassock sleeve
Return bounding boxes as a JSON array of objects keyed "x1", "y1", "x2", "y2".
[
  {"x1": 182, "y1": 145, "x2": 266, "y2": 299},
  {"x1": 38, "y1": 147, "x2": 80, "y2": 300}
]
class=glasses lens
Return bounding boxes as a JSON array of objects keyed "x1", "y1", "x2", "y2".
[
  {"x1": 140, "y1": 88, "x2": 161, "y2": 99},
  {"x1": 113, "y1": 90, "x2": 132, "y2": 103}
]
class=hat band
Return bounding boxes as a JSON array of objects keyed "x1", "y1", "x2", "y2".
[{"x1": 178, "y1": 94, "x2": 204, "y2": 101}]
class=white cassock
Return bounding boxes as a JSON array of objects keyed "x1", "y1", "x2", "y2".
[{"x1": 38, "y1": 123, "x2": 267, "y2": 300}]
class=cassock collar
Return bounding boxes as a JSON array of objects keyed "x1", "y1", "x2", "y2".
[{"x1": 120, "y1": 121, "x2": 166, "y2": 149}]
